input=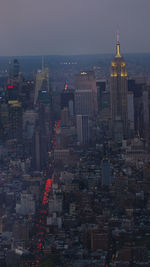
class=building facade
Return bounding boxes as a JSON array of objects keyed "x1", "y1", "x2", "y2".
[
  {"x1": 75, "y1": 71, "x2": 97, "y2": 117},
  {"x1": 76, "y1": 114, "x2": 89, "y2": 146},
  {"x1": 110, "y1": 37, "x2": 128, "y2": 140}
]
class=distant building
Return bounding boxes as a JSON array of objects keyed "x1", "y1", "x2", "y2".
[
  {"x1": 32, "y1": 126, "x2": 41, "y2": 171},
  {"x1": 110, "y1": 35, "x2": 128, "y2": 140},
  {"x1": 8, "y1": 100, "x2": 22, "y2": 142},
  {"x1": 13, "y1": 222, "x2": 30, "y2": 242},
  {"x1": 52, "y1": 91, "x2": 61, "y2": 121},
  {"x1": 32, "y1": 88, "x2": 52, "y2": 171},
  {"x1": 54, "y1": 149, "x2": 70, "y2": 162},
  {"x1": 61, "y1": 107, "x2": 70, "y2": 126},
  {"x1": 76, "y1": 115, "x2": 89, "y2": 146},
  {"x1": 101, "y1": 159, "x2": 112, "y2": 185},
  {"x1": 34, "y1": 68, "x2": 49, "y2": 105},
  {"x1": 7, "y1": 84, "x2": 19, "y2": 101},
  {"x1": 128, "y1": 78, "x2": 150, "y2": 139},
  {"x1": 127, "y1": 92, "x2": 135, "y2": 134},
  {"x1": 0, "y1": 103, "x2": 9, "y2": 141},
  {"x1": 75, "y1": 71, "x2": 97, "y2": 116},
  {"x1": 96, "y1": 80, "x2": 106, "y2": 112},
  {"x1": 100, "y1": 90, "x2": 110, "y2": 121},
  {"x1": 13, "y1": 59, "x2": 20, "y2": 78},
  {"x1": 123, "y1": 138, "x2": 149, "y2": 163},
  {"x1": 16, "y1": 192, "x2": 35, "y2": 215},
  {"x1": 61, "y1": 88, "x2": 74, "y2": 116}
]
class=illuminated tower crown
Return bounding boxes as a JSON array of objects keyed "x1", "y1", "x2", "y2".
[{"x1": 111, "y1": 33, "x2": 127, "y2": 78}]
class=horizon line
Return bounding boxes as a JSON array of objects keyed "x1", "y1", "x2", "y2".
[{"x1": 0, "y1": 51, "x2": 150, "y2": 58}]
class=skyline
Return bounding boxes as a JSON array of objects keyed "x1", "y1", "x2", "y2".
[
  {"x1": 1, "y1": 3, "x2": 150, "y2": 265},
  {"x1": 0, "y1": 0, "x2": 150, "y2": 56}
]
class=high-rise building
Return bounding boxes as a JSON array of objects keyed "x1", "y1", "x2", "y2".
[
  {"x1": 96, "y1": 80, "x2": 106, "y2": 112},
  {"x1": 76, "y1": 115, "x2": 89, "y2": 146},
  {"x1": 6, "y1": 84, "x2": 19, "y2": 101},
  {"x1": 20, "y1": 80, "x2": 35, "y2": 109},
  {"x1": 61, "y1": 107, "x2": 70, "y2": 126},
  {"x1": 13, "y1": 59, "x2": 20, "y2": 78},
  {"x1": 34, "y1": 68, "x2": 49, "y2": 105},
  {"x1": 110, "y1": 35, "x2": 128, "y2": 140},
  {"x1": 31, "y1": 87, "x2": 52, "y2": 171},
  {"x1": 75, "y1": 71, "x2": 97, "y2": 116},
  {"x1": 127, "y1": 92, "x2": 135, "y2": 134},
  {"x1": 128, "y1": 78, "x2": 149, "y2": 138},
  {"x1": 101, "y1": 159, "x2": 112, "y2": 185},
  {"x1": 61, "y1": 88, "x2": 74, "y2": 116},
  {"x1": 32, "y1": 126, "x2": 40, "y2": 171},
  {"x1": 100, "y1": 90, "x2": 110, "y2": 121},
  {"x1": 8, "y1": 100, "x2": 22, "y2": 142},
  {"x1": 0, "y1": 103, "x2": 9, "y2": 141}
]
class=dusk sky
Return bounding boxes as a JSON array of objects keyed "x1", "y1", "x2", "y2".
[{"x1": 0, "y1": 0, "x2": 150, "y2": 56}]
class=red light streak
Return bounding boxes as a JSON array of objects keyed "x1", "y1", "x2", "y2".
[
  {"x1": 65, "y1": 83, "x2": 68, "y2": 90},
  {"x1": 8, "y1": 85, "x2": 13, "y2": 89},
  {"x1": 42, "y1": 179, "x2": 52, "y2": 205},
  {"x1": 34, "y1": 121, "x2": 62, "y2": 266}
]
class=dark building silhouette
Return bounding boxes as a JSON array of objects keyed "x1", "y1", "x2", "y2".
[
  {"x1": 8, "y1": 101, "x2": 22, "y2": 142},
  {"x1": 61, "y1": 88, "x2": 74, "y2": 115},
  {"x1": 76, "y1": 114, "x2": 89, "y2": 146},
  {"x1": 128, "y1": 78, "x2": 149, "y2": 138},
  {"x1": 32, "y1": 89, "x2": 52, "y2": 171},
  {"x1": 13, "y1": 59, "x2": 20, "y2": 78},
  {"x1": 96, "y1": 80, "x2": 106, "y2": 112}
]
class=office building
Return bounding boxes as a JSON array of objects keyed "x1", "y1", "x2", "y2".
[
  {"x1": 75, "y1": 71, "x2": 97, "y2": 116},
  {"x1": 96, "y1": 80, "x2": 106, "y2": 112},
  {"x1": 110, "y1": 35, "x2": 128, "y2": 140},
  {"x1": 8, "y1": 100, "x2": 22, "y2": 142},
  {"x1": 128, "y1": 78, "x2": 149, "y2": 138},
  {"x1": 76, "y1": 115, "x2": 89, "y2": 146},
  {"x1": 13, "y1": 59, "x2": 20, "y2": 78},
  {"x1": 61, "y1": 88, "x2": 74, "y2": 116},
  {"x1": 127, "y1": 92, "x2": 135, "y2": 134},
  {"x1": 0, "y1": 103, "x2": 9, "y2": 141},
  {"x1": 34, "y1": 68, "x2": 49, "y2": 105}
]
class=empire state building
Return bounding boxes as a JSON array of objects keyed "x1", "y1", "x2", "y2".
[{"x1": 110, "y1": 36, "x2": 128, "y2": 140}]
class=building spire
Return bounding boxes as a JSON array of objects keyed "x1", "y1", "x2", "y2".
[
  {"x1": 116, "y1": 31, "x2": 121, "y2": 57},
  {"x1": 42, "y1": 56, "x2": 44, "y2": 70},
  {"x1": 117, "y1": 31, "x2": 119, "y2": 43}
]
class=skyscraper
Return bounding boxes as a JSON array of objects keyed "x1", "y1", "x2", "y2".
[
  {"x1": 110, "y1": 35, "x2": 128, "y2": 140},
  {"x1": 13, "y1": 59, "x2": 20, "y2": 78},
  {"x1": 61, "y1": 88, "x2": 74, "y2": 116},
  {"x1": 34, "y1": 68, "x2": 49, "y2": 105},
  {"x1": 127, "y1": 92, "x2": 134, "y2": 135},
  {"x1": 75, "y1": 71, "x2": 97, "y2": 117},
  {"x1": 8, "y1": 100, "x2": 22, "y2": 142},
  {"x1": 96, "y1": 80, "x2": 106, "y2": 112},
  {"x1": 76, "y1": 115, "x2": 89, "y2": 146}
]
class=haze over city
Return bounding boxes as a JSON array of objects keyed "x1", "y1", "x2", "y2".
[{"x1": 0, "y1": 0, "x2": 150, "y2": 56}]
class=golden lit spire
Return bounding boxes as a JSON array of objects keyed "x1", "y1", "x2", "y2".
[{"x1": 116, "y1": 31, "x2": 121, "y2": 57}]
